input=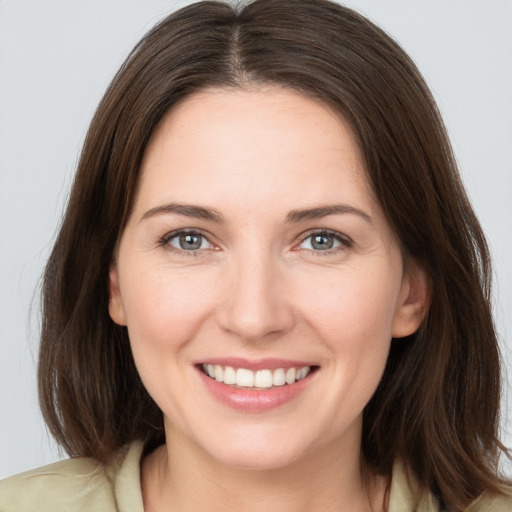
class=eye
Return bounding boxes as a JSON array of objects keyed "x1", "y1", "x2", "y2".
[
  {"x1": 164, "y1": 231, "x2": 213, "y2": 252},
  {"x1": 297, "y1": 231, "x2": 350, "y2": 252}
]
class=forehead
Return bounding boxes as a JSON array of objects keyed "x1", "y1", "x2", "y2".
[
  {"x1": 146, "y1": 85, "x2": 360, "y2": 162},
  {"x1": 135, "y1": 86, "x2": 377, "y2": 217}
]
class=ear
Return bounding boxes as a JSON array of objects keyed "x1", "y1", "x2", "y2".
[
  {"x1": 392, "y1": 260, "x2": 431, "y2": 338},
  {"x1": 108, "y1": 263, "x2": 127, "y2": 326}
]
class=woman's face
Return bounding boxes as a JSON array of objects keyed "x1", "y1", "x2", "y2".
[{"x1": 109, "y1": 86, "x2": 427, "y2": 470}]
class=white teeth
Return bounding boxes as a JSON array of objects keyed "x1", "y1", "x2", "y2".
[
  {"x1": 202, "y1": 364, "x2": 312, "y2": 388},
  {"x1": 254, "y1": 369, "x2": 273, "y2": 388},
  {"x1": 236, "y1": 368, "x2": 254, "y2": 387},
  {"x1": 285, "y1": 368, "x2": 296, "y2": 384},
  {"x1": 223, "y1": 365, "x2": 236, "y2": 385},
  {"x1": 272, "y1": 368, "x2": 286, "y2": 386},
  {"x1": 297, "y1": 367, "x2": 310, "y2": 380}
]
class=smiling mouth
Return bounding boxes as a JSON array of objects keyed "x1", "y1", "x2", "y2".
[{"x1": 199, "y1": 364, "x2": 317, "y2": 389}]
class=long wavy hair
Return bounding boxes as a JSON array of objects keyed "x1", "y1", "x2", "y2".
[{"x1": 38, "y1": 1, "x2": 510, "y2": 509}]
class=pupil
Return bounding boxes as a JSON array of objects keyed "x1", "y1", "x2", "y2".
[
  {"x1": 312, "y1": 234, "x2": 333, "y2": 250},
  {"x1": 180, "y1": 233, "x2": 202, "y2": 250}
]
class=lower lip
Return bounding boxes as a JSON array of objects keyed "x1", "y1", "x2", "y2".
[{"x1": 198, "y1": 368, "x2": 314, "y2": 412}]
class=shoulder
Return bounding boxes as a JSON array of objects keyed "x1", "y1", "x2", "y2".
[
  {"x1": 0, "y1": 456, "x2": 112, "y2": 512},
  {"x1": 0, "y1": 441, "x2": 144, "y2": 512},
  {"x1": 389, "y1": 460, "x2": 512, "y2": 512},
  {"x1": 466, "y1": 492, "x2": 512, "y2": 512}
]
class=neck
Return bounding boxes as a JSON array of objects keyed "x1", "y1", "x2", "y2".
[{"x1": 141, "y1": 427, "x2": 387, "y2": 512}]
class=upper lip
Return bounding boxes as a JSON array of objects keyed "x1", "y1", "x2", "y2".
[{"x1": 196, "y1": 357, "x2": 318, "y2": 371}]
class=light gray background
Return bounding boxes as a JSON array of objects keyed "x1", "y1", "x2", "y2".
[{"x1": 1, "y1": 0, "x2": 511, "y2": 478}]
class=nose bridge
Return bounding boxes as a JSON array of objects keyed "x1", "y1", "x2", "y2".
[{"x1": 219, "y1": 241, "x2": 293, "y2": 342}]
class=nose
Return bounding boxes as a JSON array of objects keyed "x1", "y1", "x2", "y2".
[{"x1": 217, "y1": 248, "x2": 295, "y2": 343}]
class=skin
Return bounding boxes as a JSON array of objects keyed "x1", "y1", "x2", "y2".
[{"x1": 109, "y1": 86, "x2": 429, "y2": 512}]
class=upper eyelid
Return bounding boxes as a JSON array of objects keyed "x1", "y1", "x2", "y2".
[
  {"x1": 161, "y1": 228, "x2": 212, "y2": 242},
  {"x1": 296, "y1": 228, "x2": 352, "y2": 243}
]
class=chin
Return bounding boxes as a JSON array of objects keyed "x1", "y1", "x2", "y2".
[
  {"x1": 210, "y1": 444, "x2": 306, "y2": 471},
  {"x1": 196, "y1": 426, "x2": 319, "y2": 471}
]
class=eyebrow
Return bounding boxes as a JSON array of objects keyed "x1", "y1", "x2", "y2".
[
  {"x1": 140, "y1": 203, "x2": 225, "y2": 223},
  {"x1": 285, "y1": 204, "x2": 372, "y2": 224},
  {"x1": 140, "y1": 202, "x2": 372, "y2": 225}
]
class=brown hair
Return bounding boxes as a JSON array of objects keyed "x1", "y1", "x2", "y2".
[{"x1": 38, "y1": 0, "x2": 510, "y2": 509}]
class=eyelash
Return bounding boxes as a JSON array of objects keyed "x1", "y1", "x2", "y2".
[
  {"x1": 158, "y1": 229, "x2": 352, "y2": 256},
  {"x1": 159, "y1": 229, "x2": 213, "y2": 256},
  {"x1": 296, "y1": 229, "x2": 352, "y2": 255}
]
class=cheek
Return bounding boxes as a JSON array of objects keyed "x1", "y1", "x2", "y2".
[
  {"x1": 298, "y1": 264, "x2": 400, "y2": 391},
  {"x1": 297, "y1": 265, "x2": 402, "y2": 343},
  {"x1": 120, "y1": 265, "x2": 222, "y2": 419},
  {"x1": 120, "y1": 264, "x2": 219, "y2": 355}
]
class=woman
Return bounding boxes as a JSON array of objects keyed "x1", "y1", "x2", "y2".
[{"x1": 1, "y1": 0, "x2": 510, "y2": 510}]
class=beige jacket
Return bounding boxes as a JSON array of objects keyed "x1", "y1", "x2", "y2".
[{"x1": 0, "y1": 441, "x2": 510, "y2": 511}]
